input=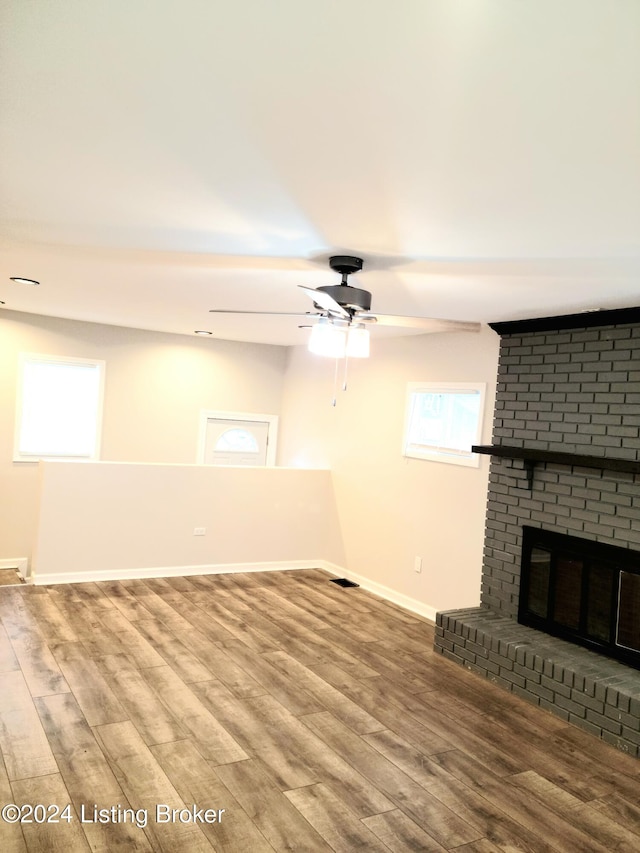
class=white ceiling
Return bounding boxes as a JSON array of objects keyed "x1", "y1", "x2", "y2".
[{"x1": 1, "y1": 1, "x2": 640, "y2": 346}]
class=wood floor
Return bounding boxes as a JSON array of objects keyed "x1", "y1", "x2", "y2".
[
  {"x1": 0, "y1": 570, "x2": 24, "y2": 587},
  {"x1": 1, "y1": 569, "x2": 639, "y2": 852}
]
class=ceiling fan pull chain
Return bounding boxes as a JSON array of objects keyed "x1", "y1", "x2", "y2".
[
  {"x1": 342, "y1": 351, "x2": 349, "y2": 392},
  {"x1": 332, "y1": 355, "x2": 340, "y2": 406}
]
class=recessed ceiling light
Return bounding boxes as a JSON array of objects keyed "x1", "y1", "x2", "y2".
[
  {"x1": 194, "y1": 330, "x2": 212, "y2": 335},
  {"x1": 10, "y1": 276, "x2": 40, "y2": 286}
]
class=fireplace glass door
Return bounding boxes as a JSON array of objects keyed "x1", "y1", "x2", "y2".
[{"x1": 519, "y1": 526, "x2": 640, "y2": 670}]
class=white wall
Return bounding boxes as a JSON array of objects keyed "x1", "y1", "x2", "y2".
[
  {"x1": 1, "y1": 308, "x2": 501, "y2": 616},
  {"x1": 278, "y1": 326, "x2": 500, "y2": 617},
  {"x1": 0, "y1": 310, "x2": 286, "y2": 560},
  {"x1": 32, "y1": 462, "x2": 345, "y2": 583}
]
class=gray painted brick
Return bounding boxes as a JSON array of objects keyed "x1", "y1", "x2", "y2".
[
  {"x1": 616, "y1": 694, "x2": 631, "y2": 714},
  {"x1": 457, "y1": 647, "x2": 477, "y2": 664},
  {"x1": 586, "y1": 710, "x2": 622, "y2": 735},
  {"x1": 555, "y1": 694, "x2": 587, "y2": 718},
  {"x1": 514, "y1": 663, "x2": 540, "y2": 683},
  {"x1": 571, "y1": 330, "x2": 601, "y2": 342},
  {"x1": 525, "y1": 681, "x2": 555, "y2": 702},
  {"x1": 488, "y1": 674, "x2": 514, "y2": 692},
  {"x1": 620, "y1": 727, "x2": 640, "y2": 746},
  {"x1": 568, "y1": 714, "x2": 604, "y2": 739},
  {"x1": 540, "y1": 698, "x2": 570, "y2": 719},
  {"x1": 484, "y1": 658, "x2": 502, "y2": 676},
  {"x1": 602, "y1": 328, "x2": 633, "y2": 340},
  {"x1": 541, "y1": 675, "x2": 571, "y2": 698},
  {"x1": 558, "y1": 342, "x2": 586, "y2": 353},
  {"x1": 462, "y1": 318, "x2": 640, "y2": 755},
  {"x1": 491, "y1": 651, "x2": 512, "y2": 669},
  {"x1": 466, "y1": 640, "x2": 490, "y2": 659},
  {"x1": 571, "y1": 691, "x2": 604, "y2": 714},
  {"x1": 604, "y1": 704, "x2": 640, "y2": 731},
  {"x1": 511, "y1": 685, "x2": 541, "y2": 706}
]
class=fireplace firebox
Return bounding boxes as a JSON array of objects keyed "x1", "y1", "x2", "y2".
[{"x1": 519, "y1": 526, "x2": 640, "y2": 670}]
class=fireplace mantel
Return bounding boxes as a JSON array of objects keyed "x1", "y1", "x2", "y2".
[{"x1": 472, "y1": 444, "x2": 640, "y2": 489}]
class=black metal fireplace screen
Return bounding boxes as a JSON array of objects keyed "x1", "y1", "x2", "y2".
[{"x1": 519, "y1": 526, "x2": 640, "y2": 670}]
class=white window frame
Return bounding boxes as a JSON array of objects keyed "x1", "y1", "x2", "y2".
[
  {"x1": 14, "y1": 353, "x2": 105, "y2": 462},
  {"x1": 402, "y1": 382, "x2": 485, "y2": 468},
  {"x1": 196, "y1": 410, "x2": 279, "y2": 467}
]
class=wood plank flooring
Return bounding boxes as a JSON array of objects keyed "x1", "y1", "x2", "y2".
[
  {"x1": 0, "y1": 569, "x2": 24, "y2": 586},
  {"x1": 0, "y1": 569, "x2": 639, "y2": 852}
]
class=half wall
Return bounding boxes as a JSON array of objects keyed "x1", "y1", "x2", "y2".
[{"x1": 32, "y1": 461, "x2": 346, "y2": 583}]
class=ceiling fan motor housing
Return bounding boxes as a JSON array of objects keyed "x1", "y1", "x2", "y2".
[{"x1": 316, "y1": 284, "x2": 371, "y2": 312}]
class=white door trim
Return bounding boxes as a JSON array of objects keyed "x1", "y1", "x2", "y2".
[{"x1": 197, "y1": 410, "x2": 279, "y2": 467}]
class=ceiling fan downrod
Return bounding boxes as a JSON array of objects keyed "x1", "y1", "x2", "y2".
[{"x1": 316, "y1": 255, "x2": 371, "y2": 313}]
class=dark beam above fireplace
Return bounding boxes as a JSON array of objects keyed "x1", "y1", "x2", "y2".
[
  {"x1": 489, "y1": 305, "x2": 640, "y2": 335},
  {"x1": 472, "y1": 444, "x2": 640, "y2": 489}
]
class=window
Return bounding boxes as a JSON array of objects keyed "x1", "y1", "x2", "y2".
[
  {"x1": 403, "y1": 382, "x2": 485, "y2": 467},
  {"x1": 14, "y1": 354, "x2": 105, "y2": 462},
  {"x1": 214, "y1": 428, "x2": 259, "y2": 453},
  {"x1": 197, "y1": 410, "x2": 278, "y2": 467}
]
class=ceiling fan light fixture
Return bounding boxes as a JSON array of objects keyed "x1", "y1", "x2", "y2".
[
  {"x1": 308, "y1": 317, "x2": 346, "y2": 358},
  {"x1": 308, "y1": 318, "x2": 369, "y2": 359},
  {"x1": 346, "y1": 323, "x2": 370, "y2": 358}
]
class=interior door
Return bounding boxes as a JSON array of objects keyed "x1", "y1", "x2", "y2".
[{"x1": 204, "y1": 418, "x2": 270, "y2": 466}]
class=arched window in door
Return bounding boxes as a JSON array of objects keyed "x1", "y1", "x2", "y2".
[
  {"x1": 214, "y1": 428, "x2": 259, "y2": 453},
  {"x1": 198, "y1": 411, "x2": 278, "y2": 467}
]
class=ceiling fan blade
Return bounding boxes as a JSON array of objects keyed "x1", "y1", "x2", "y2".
[
  {"x1": 209, "y1": 309, "x2": 316, "y2": 317},
  {"x1": 367, "y1": 313, "x2": 481, "y2": 333},
  {"x1": 298, "y1": 285, "x2": 350, "y2": 318}
]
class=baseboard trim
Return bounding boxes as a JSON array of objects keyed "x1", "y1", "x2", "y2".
[
  {"x1": 31, "y1": 559, "x2": 341, "y2": 587},
  {"x1": 0, "y1": 558, "x2": 29, "y2": 581},
  {"x1": 29, "y1": 558, "x2": 437, "y2": 622},
  {"x1": 341, "y1": 568, "x2": 437, "y2": 623}
]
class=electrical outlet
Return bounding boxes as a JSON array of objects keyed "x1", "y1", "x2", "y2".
[
  {"x1": 414, "y1": 555, "x2": 422, "y2": 573},
  {"x1": 193, "y1": 527, "x2": 206, "y2": 536}
]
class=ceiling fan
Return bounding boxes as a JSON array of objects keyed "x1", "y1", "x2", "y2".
[
  {"x1": 209, "y1": 254, "x2": 480, "y2": 358},
  {"x1": 209, "y1": 254, "x2": 481, "y2": 403}
]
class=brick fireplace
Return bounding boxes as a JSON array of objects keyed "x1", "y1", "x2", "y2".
[{"x1": 434, "y1": 307, "x2": 640, "y2": 757}]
